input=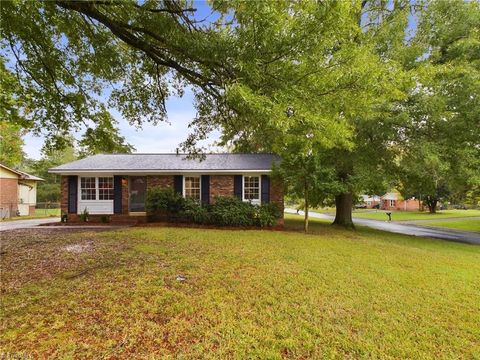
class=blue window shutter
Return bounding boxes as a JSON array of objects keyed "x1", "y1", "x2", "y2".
[
  {"x1": 261, "y1": 175, "x2": 270, "y2": 204},
  {"x1": 174, "y1": 175, "x2": 183, "y2": 195},
  {"x1": 114, "y1": 176, "x2": 122, "y2": 214},
  {"x1": 234, "y1": 175, "x2": 242, "y2": 199},
  {"x1": 201, "y1": 175, "x2": 210, "y2": 204},
  {"x1": 68, "y1": 176, "x2": 78, "y2": 214}
]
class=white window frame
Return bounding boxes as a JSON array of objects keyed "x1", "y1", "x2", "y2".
[
  {"x1": 78, "y1": 176, "x2": 114, "y2": 215},
  {"x1": 183, "y1": 176, "x2": 201, "y2": 201},
  {"x1": 242, "y1": 175, "x2": 261, "y2": 205},
  {"x1": 80, "y1": 176, "x2": 97, "y2": 201},
  {"x1": 389, "y1": 199, "x2": 396, "y2": 207}
]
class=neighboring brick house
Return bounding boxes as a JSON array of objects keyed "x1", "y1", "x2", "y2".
[
  {"x1": 49, "y1": 153, "x2": 284, "y2": 224},
  {"x1": 358, "y1": 192, "x2": 421, "y2": 211},
  {"x1": 381, "y1": 192, "x2": 420, "y2": 211},
  {"x1": 0, "y1": 163, "x2": 43, "y2": 218}
]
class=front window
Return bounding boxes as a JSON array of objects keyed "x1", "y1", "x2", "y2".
[
  {"x1": 243, "y1": 176, "x2": 260, "y2": 203},
  {"x1": 81, "y1": 177, "x2": 96, "y2": 200},
  {"x1": 80, "y1": 177, "x2": 114, "y2": 200},
  {"x1": 98, "y1": 177, "x2": 114, "y2": 200},
  {"x1": 184, "y1": 176, "x2": 201, "y2": 200},
  {"x1": 389, "y1": 200, "x2": 396, "y2": 207}
]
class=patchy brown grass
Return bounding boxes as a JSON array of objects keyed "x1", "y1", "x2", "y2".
[{"x1": 1, "y1": 218, "x2": 479, "y2": 359}]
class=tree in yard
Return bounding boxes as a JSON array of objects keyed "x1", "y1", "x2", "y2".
[
  {"x1": 78, "y1": 109, "x2": 135, "y2": 157},
  {"x1": 0, "y1": 121, "x2": 25, "y2": 168},
  {"x1": 0, "y1": 58, "x2": 26, "y2": 167},
  {"x1": 277, "y1": 144, "x2": 341, "y2": 233},
  {"x1": 398, "y1": 143, "x2": 451, "y2": 213},
  {"x1": 25, "y1": 142, "x2": 77, "y2": 203},
  {"x1": 397, "y1": 0, "x2": 480, "y2": 213}
]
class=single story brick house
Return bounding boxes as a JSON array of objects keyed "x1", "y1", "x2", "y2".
[
  {"x1": 49, "y1": 153, "x2": 283, "y2": 224},
  {"x1": 0, "y1": 163, "x2": 43, "y2": 218},
  {"x1": 381, "y1": 192, "x2": 420, "y2": 211},
  {"x1": 358, "y1": 192, "x2": 421, "y2": 211}
]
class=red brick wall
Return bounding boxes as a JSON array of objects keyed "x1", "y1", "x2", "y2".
[
  {"x1": 209, "y1": 175, "x2": 234, "y2": 203},
  {"x1": 60, "y1": 176, "x2": 68, "y2": 214},
  {"x1": 0, "y1": 178, "x2": 18, "y2": 214},
  {"x1": 397, "y1": 199, "x2": 420, "y2": 211},
  {"x1": 147, "y1": 175, "x2": 173, "y2": 190},
  {"x1": 382, "y1": 199, "x2": 420, "y2": 211}
]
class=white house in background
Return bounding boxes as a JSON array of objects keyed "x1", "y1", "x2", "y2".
[
  {"x1": 359, "y1": 195, "x2": 381, "y2": 208},
  {"x1": 0, "y1": 163, "x2": 43, "y2": 218}
]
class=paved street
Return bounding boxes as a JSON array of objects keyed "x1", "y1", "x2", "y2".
[{"x1": 285, "y1": 209, "x2": 480, "y2": 245}]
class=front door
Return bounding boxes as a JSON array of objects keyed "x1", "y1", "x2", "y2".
[{"x1": 129, "y1": 176, "x2": 147, "y2": 212}]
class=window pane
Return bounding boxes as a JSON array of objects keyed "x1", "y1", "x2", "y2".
[
  {"x1": 98, "y1": 177, "x2": 114, "y2": 200},
  {"x1": 243, "y1": 176, "x2": 260, "y2": 200},
  {"x1": 184, "y1": 176, "x2": 200, "y2": 200},
  {"x1": 81, "y1": 177, "x2": 96, "y2": 200}
]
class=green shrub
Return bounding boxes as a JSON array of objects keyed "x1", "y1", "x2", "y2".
[
  {"x1": 146, "y1": 188, "x2": 185, "y2": 215},
  {"x1": 257, "y1": 203, "x2": 281, "y2": 227},
  {"x1": 100, "y1": 215, "x2": 109, "y2": 223},
  {"x1": 79, "y1": 207, "x2": 89, "y2": 222},
  {"x1": 179, "y1": 198, "x2": 211, "y2": 224},
  {"x1": 209, "y1": 196, "x2": 257, "y2": 227},
  {"x1": 146, "y1": 188, "x2": 281, "y2": 227}
]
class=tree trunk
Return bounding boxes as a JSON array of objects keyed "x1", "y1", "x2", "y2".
[
  {"x1": 304, "y1": 180, "x2": 309, "y2": 233},
  {"x1": 333, "y1": 192, "x2": 355, "y2": 229},
  {"x1": 424, "y1": 197, "x2": 437, "y2": 214}
]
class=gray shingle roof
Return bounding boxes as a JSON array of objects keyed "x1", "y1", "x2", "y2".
[{"x1": 49, "y1": 153, "x2": 280, "y2": 173}]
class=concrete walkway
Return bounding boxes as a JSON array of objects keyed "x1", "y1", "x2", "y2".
[
  {"x1": 0, "y1": 218, "x2": 60, "y2": 231},
  {"x1": 0, "y1": 218, "x2": 129, "y2": 232},
  {"x1": 285, "y1": 209, "x2": 480, "y2": 245}
]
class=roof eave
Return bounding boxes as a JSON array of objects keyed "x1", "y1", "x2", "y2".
[{"x1": 48, "y1": 169, "x2": 273, "y2": 175}]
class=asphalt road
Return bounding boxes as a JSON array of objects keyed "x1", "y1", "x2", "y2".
[{"x1": 285, "y1": 209, "x2": 480, "y2": 245}]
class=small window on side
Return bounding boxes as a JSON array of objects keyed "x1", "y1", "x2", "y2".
[{"x1": 184, "y1": 176, "x2": 201, "y2": 200}]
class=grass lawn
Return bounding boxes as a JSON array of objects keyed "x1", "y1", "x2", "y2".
[
  {"x1": 34, "y1": 207, "x2": 61, "y2": 217},
  {"x1": 1, "y1": 215, "x2": 479, "y2": 358},
  {"x1": 1, "y1": 208, "x2": 60, "y2": 222},
  {"x1": 422, "y1": 219, "x2": 480, "y2": 233}
]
